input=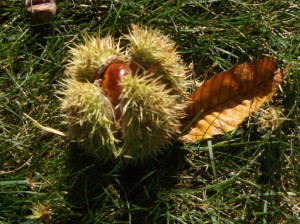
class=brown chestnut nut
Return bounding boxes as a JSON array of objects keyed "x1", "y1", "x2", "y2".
[
  {"x1": 100, "y1": 62, "x2": 131, "y2": 105},
  {"x1": 25, "y1": 0, "x2": 56, "y2": 24}
]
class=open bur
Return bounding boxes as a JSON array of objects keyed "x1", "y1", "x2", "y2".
[{"x1": 60, "y1": 25, "x2": 191, "y2": 162}]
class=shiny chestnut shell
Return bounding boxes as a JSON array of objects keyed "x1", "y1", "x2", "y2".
[
  {"x1": 100, "y1": 63, "x2": 130, "y2": 105},
  {"x1": 25, "y1": 0, "x2": 56, "y2": 24}
]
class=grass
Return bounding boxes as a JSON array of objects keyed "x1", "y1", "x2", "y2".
[{"x1": 1, "y1": 0, "x2": 299, "y2": 223}]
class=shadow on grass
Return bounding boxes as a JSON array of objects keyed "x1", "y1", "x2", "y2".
[{"x1": 62, "y1": 142, "x2": 187, "y2": 223}]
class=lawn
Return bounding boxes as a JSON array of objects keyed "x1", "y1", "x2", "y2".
[{"x1": 0, "y1": 0, "x2": 299, "y2": 223}]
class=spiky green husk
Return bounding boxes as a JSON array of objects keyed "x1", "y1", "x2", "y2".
[
  {"x1": 60, "y1": 78, "x2": 119, "y2": 161},
  {"x1": 125, "y1": 24, "x2": 190, "y2": 97},
  {"x1": 60, "y1": 25, "x2": 192, "y2": 162},
  {"x1": 120, "y1": 75, "x2": 185, "y2": 161},
  {"x1": 66, "y1": 35, "x2": 126, "y2": 82}
]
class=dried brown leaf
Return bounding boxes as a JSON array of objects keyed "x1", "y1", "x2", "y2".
[{"x1": 182, "y1": 59, "x2": 289, "y2": 142}]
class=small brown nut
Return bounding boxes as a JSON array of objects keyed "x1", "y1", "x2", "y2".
[{"x1": 25, "y1": 0, "x2": 56, "y2": 24}]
